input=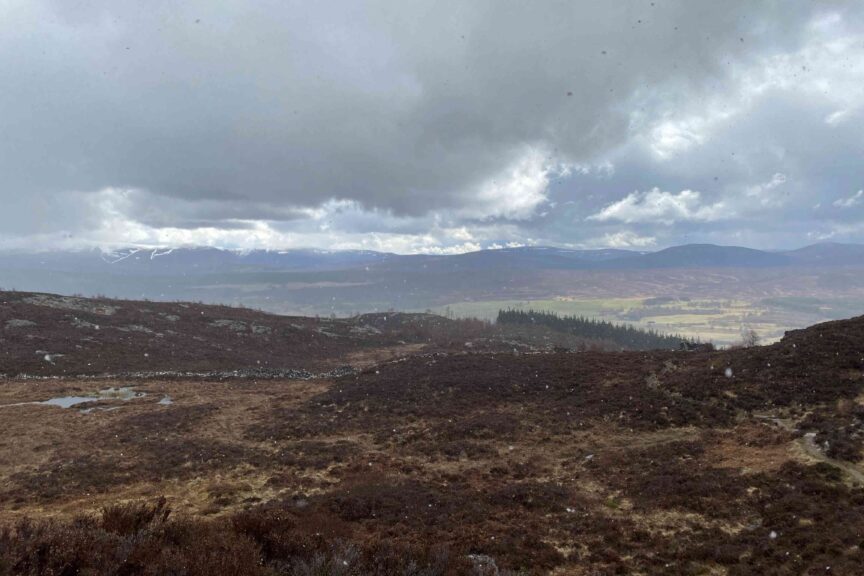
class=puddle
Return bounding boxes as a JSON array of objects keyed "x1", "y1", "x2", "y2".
[
  {"x1": 42, "y1": 396, "x2": 100, "y2": 408},
  {"x1": 0, "y1": 387, "x2": 146, "y2": 411},
  {"x1": 158, "y1": 395, "x2": 173, "y2": 405}
]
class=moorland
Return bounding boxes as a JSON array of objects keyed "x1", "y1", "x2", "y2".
[{"x1": 0, "y1": 290, "x2": 863, "y2": 575}]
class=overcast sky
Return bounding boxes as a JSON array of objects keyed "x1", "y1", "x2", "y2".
[{"x1": 2, "y1": 0, "x2": 863, "y2": 253}]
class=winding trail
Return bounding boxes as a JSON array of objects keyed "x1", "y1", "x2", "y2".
[
  {"x1": 755, "y1": 414, "x2": 864, "y2": 484},
  {"x1": 798, "y1": 432, "x2": 864, "y2": 484}
]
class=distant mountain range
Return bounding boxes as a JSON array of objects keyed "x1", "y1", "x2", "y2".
[
  {"x1": 396, "y1": 242, "x2": 864, "y2": 271},
  {"x1": 1, "y1": 242, "x2": 861, "y2": 276},
  {"x1": 0, "y1": 247, "x2": 392, "y2": 276},
  {"x1": 0, "y1": 242, "x2": 862, "y2": 316}
]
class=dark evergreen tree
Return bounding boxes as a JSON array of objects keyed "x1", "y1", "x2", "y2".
[{"x1": 496, "y1": 309, "x2": 699, "y2": 351}]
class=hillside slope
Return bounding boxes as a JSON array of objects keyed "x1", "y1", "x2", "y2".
[{"x1": 0, "y1": 291, "x2": 621, "y2": 376}]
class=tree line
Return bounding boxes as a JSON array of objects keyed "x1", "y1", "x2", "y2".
[{"x1": 496, "y1": 308, "x2": 696, "y2": 351}]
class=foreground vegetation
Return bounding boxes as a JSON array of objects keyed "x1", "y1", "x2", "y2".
[{"x1": 4, "y1": 458, "x2": 864, "y2": 576}]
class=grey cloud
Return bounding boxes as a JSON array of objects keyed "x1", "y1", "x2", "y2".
[
  {"x1": 1, "y1": 1, "x2": 839, "y2": 217},
  {"x1": 114, "y1": 192, "x2": 320, "y2": 229},
  {"x1": 1, "y1": 0, "x2": 862, "y2": 251},
  {"x1": 537, "y1": 86, "x2": 864, "y2": 249}
]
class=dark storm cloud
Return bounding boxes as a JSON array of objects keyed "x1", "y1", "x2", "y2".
[{"x1": 0, "y1": 0, "x2": 862, "y2": 250}]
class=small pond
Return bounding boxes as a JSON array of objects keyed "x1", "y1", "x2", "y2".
[{"x1": 0, "y1": 387, "x2": 147, "y2": 411}]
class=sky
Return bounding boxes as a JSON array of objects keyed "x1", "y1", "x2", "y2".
[{"x1": 1, "y1": 0, "x2": 863, "y2": 254}]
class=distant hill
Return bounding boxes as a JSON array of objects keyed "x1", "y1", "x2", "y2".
[
  {"x1": 597, "y1": 244, "x2": 792, "y2": 269},
  {"x1": 373, "y1": 241, "x2": 856, "y2": 274},
  {"x1": 784, "y1": 242, "x2": 864, "y2": 266},
  {"x1": 0, "y1": 291, "x2": 614, "y2": 377},
  {"x1": 374, "y1": 246, "x2": 639, "y2": 272},
  {"x1": 0, "y1": 290, "x2": 405, "y2": 376}
]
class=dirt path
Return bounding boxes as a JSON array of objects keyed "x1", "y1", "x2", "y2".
[
  {"x1": 755, "y1": 415, "x2": 864, "y2": 484},
  {"x1": 799, "y1": 432, "x2": 864, "y2": 484}
]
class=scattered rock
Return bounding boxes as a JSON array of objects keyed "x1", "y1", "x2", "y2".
[
  {"x1": 118, "y1": 324, "x2": 156, "y2": 334},
  {"x1": 5, "y1": 319, "x2": 36, "y2": 329},
  {"x1": 71, "y1": 317, "x2": 99, "y2": 329},
  {"x1": 250, "y1": 324, "x2": 272, "y2": 335},
  {"x1": 325, "y1": 365, "x2": 356, "y2": 378},
  {"x1": 38, "y1": 352, "x2": 65, "y2": 364},
  {"x1": 22, "y1": 294, "x2": 118, "y2": 316},
  {"x1": 350, "y1": 324, "x2": 382, "y2": 336},
  {"x1": 210, "y1": 319, "x2": 248, "y2": 332},
  {"x1": 3, "y1": 364, "x2": 357, "y2": 381},
  {"x1": 467, "y1": 554, "x2": 499, "y2": 576}
]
